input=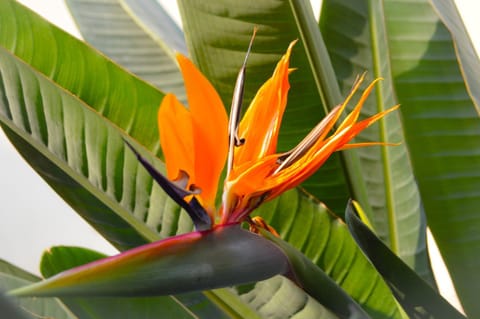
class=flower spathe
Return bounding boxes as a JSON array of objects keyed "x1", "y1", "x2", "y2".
[{"x1": 158, "y1": 39, "x2": 399, "y2": 228}]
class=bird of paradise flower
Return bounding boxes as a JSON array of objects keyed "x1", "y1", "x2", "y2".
[{"x1": 10, "y1": 32, "x2": 398, "y2": 300}]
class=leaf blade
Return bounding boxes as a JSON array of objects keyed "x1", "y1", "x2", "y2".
[
  {"x1": 66, "y1": 0, "x2": 187, "y2": 102},
  {"x1": 345, "y1": 201, "x2": 466, "y2": 319},
  {"x1": 384, "y1": 0, "x2": 480, "y2": 316},
  {"x1": 319, "y1": 0, "x2": 433, "y2": 282},
  {"x1": 0, "y1": 259, "x2": 75, "y2": 319},
  {"x1": 255, "y1": 190, "x2": 403, "y2": 319}
]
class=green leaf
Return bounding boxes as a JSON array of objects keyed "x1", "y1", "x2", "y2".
[
  {"x1": 120, "y1": 0, "x2": 187, "y2": 54},
  {"x1": 0, "y1": 1, "x2": 163, "y2": 151},
  {"x1": 0, "y1": 0, "x2": 195, "y2": 249},
  {"x1": 0, "y1": 260, "x2": 40, "y2": 283},
  {"x1": 0, "y1": 294, "x2": 34, "y2": 319},
  {"x1": 238, "y1": 276, "x2": 339, "y2": 319},
  {"x1": 383, "y1": 0, "x2": 480, "y2": 316},
  {"x1": 255, "y1": 189, "x2": 402, "y2": 319},
  {"x1": 319, "y1": 0, "x2": 433, "y2": 282},
  {"x1": 0, "y1": 259, "x2": 75, "y2": 319},
  {"x1": 65, "y1": 0, "x2": 187, "y2": 102},
  {"x1": 345, "y1": 201, "x2": 466, "y2": 319},
  {"x1": 259, "y1": 231, "x2": 370, "y2": 318},
  {"x1": 40, "y1": 246, "x2": 108, "y2": 278}
]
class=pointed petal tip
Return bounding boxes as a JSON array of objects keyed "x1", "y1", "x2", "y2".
[
  {"x1": 289, "y1": 38, "x2": 299, "y2": 48},
  {"x1": 284, "y1": 39, "x2": 298, "y2": 58}
]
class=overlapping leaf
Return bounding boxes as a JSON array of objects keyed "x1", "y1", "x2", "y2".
[
  {"x1": 383, "y1": 0, "x2": 480, "y2": 317},
  {"x1": 254, "y1": 190, "x2": 402, "y2": 319},
  {"x1": 65, "y1": 0, "x2": 187, "y2": 103},
  {"x1": 319, "y1": 0, "x2": 433, "y2": 282},
  {"x1": 345, "y1": 202, "x2": 466, "y2": 319},
  {"x1": 0, "y1": 259, "x2": 74, "y2": 319},
  {"x1": 2, "y1": 253, "x2": 198, "y2": 319}
]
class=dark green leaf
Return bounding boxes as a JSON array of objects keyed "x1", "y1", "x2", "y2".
[
  {"x1": 346, "y1": 201, "x2": 466, "y2": 319},
  {"x1": 259, "y1": 231, "x2": 370, "y2": 319},
  {"x1": 255, "y1": 189, "x2": 402, "y2": 319},
  {"x1": 239, "y1": 276, "x2": 340, "y2": 319}
]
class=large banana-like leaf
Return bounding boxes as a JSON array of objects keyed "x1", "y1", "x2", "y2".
[
  {"x1": 0, "y1": 260, "x2": 75, "y2": 319},
  {"x1": 65, "y1": 0, "x2": 187, "y2": 102},
  {"x1": 319, "y1": 0, "x2": 432, "y2": 282},
  {"x1": 382, "y1": 1, "x2": 480, "y2": 317},
  {"x1": 0, "y1": 0, "x2": 188, "y2": 247},
  {"x1": 0, "y1": 294, "x2": 34, "y2": 319},
  {"x1": 345, "y1": 202, "x2": 466, "y2": 319},
  {"x1": 0, "y1": 1, "x2": 163, "y2": 152},
  {"x1": 2, "y1": 256, "x2": 197, "y2": 319},
  {"x1": 254, "y1": 190, "x2": 402, "y2": 319}
]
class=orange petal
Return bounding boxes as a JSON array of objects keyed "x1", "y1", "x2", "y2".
[
  {"x1": 176, "y1": 54, "x2": 229, "y2": 210},
  {"x1": 235, "y1": 40, "x2": 297, "y2": 166},
  {"x1": 158, "y1": 94, "x2": 194, "y2": 182},
  {"x1": 232, "y1": 103, "x2": 400, "y2": 201},
  {"x1": 272, "y1": 104, "x2": 400, "y2": 194},
  {"x1": 336, "y1": 77, "x2": 382, "y2": 133}
]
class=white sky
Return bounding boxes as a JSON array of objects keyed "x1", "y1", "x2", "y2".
[{"x1": 2, "y1": 0, "x2": 478, "y2": 313}]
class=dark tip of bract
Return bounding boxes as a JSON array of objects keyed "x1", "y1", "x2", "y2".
[{"x1": 123, "y1": 139, "x2": 211, "y2": 230}]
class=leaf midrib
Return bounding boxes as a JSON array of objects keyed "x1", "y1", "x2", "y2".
[{"x1": 368, "y1": 0, "x2": 399, "y2": 253}]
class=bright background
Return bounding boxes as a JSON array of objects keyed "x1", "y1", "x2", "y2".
[{"x1": 2, "y1": 0, "x2": 479, "y2": 313}]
